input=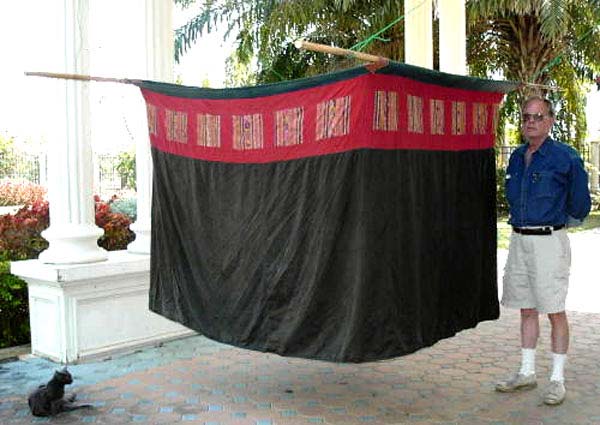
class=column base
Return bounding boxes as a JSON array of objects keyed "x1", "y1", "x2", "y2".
[{"x1": 39, "y1": 224, "x2": 108, "y2": 264}]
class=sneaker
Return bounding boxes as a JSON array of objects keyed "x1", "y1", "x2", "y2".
[
  {"x1": 543, "y1": 380, "x2": 566, "y2": 405},
  {"x1": 495, "y1": 373, "x2": 537, "y2": 392}
]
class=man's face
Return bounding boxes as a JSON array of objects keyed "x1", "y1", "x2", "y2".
[{"x1": 521, "y1": 99, "x2": 554, "y2": 143}]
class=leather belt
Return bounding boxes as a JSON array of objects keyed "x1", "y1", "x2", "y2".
[{"x1": 512, "y1": 224, "x2": 565, "y2": 235}]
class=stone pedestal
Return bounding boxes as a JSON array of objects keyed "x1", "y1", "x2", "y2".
[{"x1": 11, "y1": 251, "x2": 194, "y2": 363}]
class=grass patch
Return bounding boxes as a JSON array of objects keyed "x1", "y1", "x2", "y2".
[{"x1": 497, "y1": 210, "x2": 600, "y2": 250}]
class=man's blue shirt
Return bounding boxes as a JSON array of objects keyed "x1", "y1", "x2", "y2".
[{"x1": 505, "y1": 137, "x2": 591, "y2": 227}]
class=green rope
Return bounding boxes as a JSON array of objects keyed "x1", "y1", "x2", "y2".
[
  {"x1": 349, "y1": 0, "x2": 427, "y2": 52},
  {"x1": 269, "y1": 67, "x2": 286, "y2": 81},
  {"x1": 349, "y1": 15, "x2": 405, "y2": 52}
]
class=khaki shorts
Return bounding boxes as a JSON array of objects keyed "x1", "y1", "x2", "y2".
[{"x1": 502, "y1": 229, "x2": 571, "y2": 314}]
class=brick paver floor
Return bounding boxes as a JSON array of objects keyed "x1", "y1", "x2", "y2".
[{"x1": 1, "y1": 229, "x2": 599, "y2": 424}]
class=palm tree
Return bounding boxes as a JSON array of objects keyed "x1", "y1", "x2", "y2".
[
  {"x1": 467, "y1": 0, "x2": 600, "y2": 149},
  {"x1": 174, "y1": 0, "x2": 600, "y2": 149},
  {"x1": 173, "y1": 0, "x2": 407, "y2": 83}
]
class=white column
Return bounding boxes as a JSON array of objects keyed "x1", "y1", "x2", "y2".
[
  {"x1": 591, "y1": 141, "x2": 600, "y2": 193},
  {"x1": 39, "y1": 0, "x2": 107, "y2": 264},
  {"x1": 404, "y1": 0, "x2": 433, "y2": 69},
  {"x1": 439, "y1": 0, "x2": 467, "y2": 75},
  {"x1": 128, "y1": 0, "x2": 174, "y2": 254}
]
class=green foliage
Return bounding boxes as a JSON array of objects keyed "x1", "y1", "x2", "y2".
[
  {"x1": 0, "y1": 134, "x2": 16, "y2": 177},
  {"x1": 0, "y1": 133, "x2": 42, "y2": 183},
  {"x1": 0, "y1": 202, "x2": 48, "y2": 349},
  {"x1": 467, "y1": 0, "x2": 600, "y2": 151},
  {"x1": 496, "y1": 167, "x2": 509, "y2": 216},
  {"x1": 116, "y1": 150, "x2": 136, "y2": 190},
  {"x1": 0, "y1": 261, "x2": 30, "y2": 349},
  {"x1": 110, "y1": 197, "x2": 137, "y2": 221},
  {"x1": 174, "y1": 0, "x2": 407, "y2": 84}
]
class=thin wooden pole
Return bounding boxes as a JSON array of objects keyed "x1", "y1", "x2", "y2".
[
  {"x1": 294, "y1": 40, "x2": 562, "y2": 92},
  {"x1": 294, "y1": 40, "x2": 387, "y2": 63},
  {"x1": 24, "y1": 71, "x2": 137, "y2": 85}
]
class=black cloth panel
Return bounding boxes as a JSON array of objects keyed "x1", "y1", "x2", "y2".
[{"x1": 149, "y1": 147, "x2": 499, "y2": 362}]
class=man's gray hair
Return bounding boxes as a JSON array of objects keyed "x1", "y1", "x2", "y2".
[{"x1": 522, "y1": 96, "x2": 555, "y2": 117}]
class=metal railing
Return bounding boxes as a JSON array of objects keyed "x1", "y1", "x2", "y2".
[
  {"x1": 1, "y1": 150, "x2": 134, "y2": 199},
  {"x1": 0, "y1": 151, "x2": 46, "y2": 184}
]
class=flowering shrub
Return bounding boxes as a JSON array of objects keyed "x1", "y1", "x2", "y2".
[
  {"x1": 0, "y1": 197, "x2": 135, "y2": 260},
  {"x1": 0, "y1": 201, "x2": 50, "y2": 348},
  {"x1": 0, "y1": 180, "x2": 46, "y2": 206},
  {"x1": 95, "y1": 195, "x2": 135, "y2": 251},
  {"x1": 0, "y1": 201, "x2": 49, "y2": 261}
]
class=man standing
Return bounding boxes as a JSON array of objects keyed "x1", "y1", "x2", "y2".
[{"x1": 495, "y1": 96, "x2": 591, "y2": 405}]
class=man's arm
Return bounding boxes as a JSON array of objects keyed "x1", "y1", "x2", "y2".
[{"x1": 567, "y1": 155, "x2": 591, "y2": 220}]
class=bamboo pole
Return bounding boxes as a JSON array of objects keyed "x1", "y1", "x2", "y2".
[
  {"x1": 27, "y1": 61, "x2": 560, "y2": 92},
  {"x1": 294, "y1": 40, "x2": 562, "y2": 92},
  {"x1": 294, "y1": 40, "x2": 387, "y2": 63},
  {"x1": 24, "y1": 71, "x2": 137, "y2": 85},
  {"x1": 517, "y1": 81, "x2": 564, "y2": 92}
]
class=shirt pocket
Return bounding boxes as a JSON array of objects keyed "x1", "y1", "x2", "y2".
[{"x1": 529, "y1": 171, "x2": 558, "y2": 200}]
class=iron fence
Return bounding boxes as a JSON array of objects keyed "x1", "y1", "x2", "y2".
[
  {"x1": 96, "y1": 154, "x2": 126, "y2": 197},
  {"x1": 0, "y1": 151, "x2": 45, "y2": 184},
  {"x1": 1, "y1": 150, "x2": 134, "y2": 199}
]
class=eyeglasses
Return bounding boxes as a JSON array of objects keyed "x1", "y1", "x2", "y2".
[{"x1": 522, "y1": 113, "x2": 548, "y2": 123}]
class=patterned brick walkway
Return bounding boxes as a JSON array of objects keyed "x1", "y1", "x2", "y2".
[{"x1": 1, "y1": 230, "x2": 599, "y2": 424}]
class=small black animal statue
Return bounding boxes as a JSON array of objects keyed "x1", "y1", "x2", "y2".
[{"x1": 27, "y1": 367, "x2": 93, "y2": 417}]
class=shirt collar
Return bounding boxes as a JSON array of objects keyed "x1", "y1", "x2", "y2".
[
  {"x1": 534, "y1": 137, "x2": 553, "y2": 156},
  {"x1": 519, "y1": 136, "x2": 553, "y2": 157}
]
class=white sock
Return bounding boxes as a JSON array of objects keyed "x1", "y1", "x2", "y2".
[
  {"x1": 519, "y1": 348, "x2": 536, "y2": 376},
  {"x1": 550, "y1": 353, "x2": 567, "y2": 382}
]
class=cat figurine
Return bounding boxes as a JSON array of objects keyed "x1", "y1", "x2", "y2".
[{"x1": 27, "y1": 367, "x2": 93, "y2": 417}]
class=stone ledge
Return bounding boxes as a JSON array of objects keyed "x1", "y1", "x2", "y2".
[{"x1": 10, "y1": 250, "x2": 150, "y2": 285}]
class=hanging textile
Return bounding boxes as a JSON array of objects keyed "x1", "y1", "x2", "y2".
[{"x1": 138, "y1": 63, "x2": 516, "y2": 362}]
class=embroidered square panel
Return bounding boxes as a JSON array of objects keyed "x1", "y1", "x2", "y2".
[
  {"x1": 373, "y1": 91, "x2": 398, "y2": 131},
  {"x1": 275, "y1": 107, "x2": 304, "y2": 147},
  {"x1": 165, "y1": 110, "x2": 188, "y2": 143},
  {"x1": 146, "y1": 104, "x2": 158, "y2": 136},
  {"x1": 452, "y1": 101, "x2": 466, "y2": 135},
  {"x1": 233, "y1": 114, "x2": 264, "y2": 150},
  {"x1": 430, "y1": 99, "x2": 445, "y2": 135},
  {"x1": 473, "y1": 103, "x2": 488, "y2": 135},
  {"x1": 316, "y1": 96, "x2": 351, "y2": 140},
  {"x1": 407, "y1": 95, "x2": 424, "y2": 134},
  {"x1": 197, "y1": 114, "x2": 221, "y2": 148}
]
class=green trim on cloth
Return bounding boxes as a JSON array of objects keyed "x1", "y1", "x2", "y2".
[{"x1": 136, "y1": 62, "x2": 518, "y2": 99}]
